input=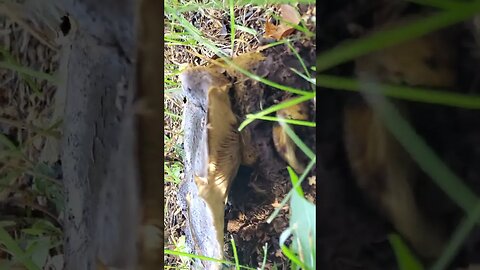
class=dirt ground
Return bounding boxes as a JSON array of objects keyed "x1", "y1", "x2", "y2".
[
  {"x1": 223, "y1": 40, "x2": 316, "y2": 268},
  {"x1": 318, "y1": 1, "x2": 480, "y2": 269}
]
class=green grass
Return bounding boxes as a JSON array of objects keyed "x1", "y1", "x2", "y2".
[
  {"x1": 278, "y1": 167, "x2": 316, "y2": 270},
  {"x1": 0, "y1": 61, "x2": 57, "y2": 84},
  {"x1": 0, "y1": 135, "x2": 63, "y2": 269},
  {"x1": 431, "y1": 200, "x2": 480, "y2": 270},
  {"x1": 239, "y1": 94, "x2": 315, "y2": 131},
  {"x1": 363, "y1": 87, "x2": 477, "y2": 213},
  {"x1": 317, "y1": 2, "x2": 480, "y2": 72},
  {"x1": 317, "y1": 75, "x2": 480, "y2": 109},
  {"x1": 245, "y1": 115, "x2": 316, "y2": 127},
  {"x1": 389, "y1": 233, "x2": 424, "y2": 270},
  {"x1": 0, "y1": 21, "x2": 64, "y2": 270},
  {"x1": 0, "y1": 225, "x2": 41, "y2": 270},
  {"x1": 165, "y1": 4, "x2": 313, "y2": 96}
]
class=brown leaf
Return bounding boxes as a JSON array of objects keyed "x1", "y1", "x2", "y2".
[
  {"x1": 280, "y1": 4, "x2": 301, "y2": 26},
  {"x1": 265, "y1": 23, "x2": 294, "y2": 41},
  {"x1": 264, "y1": 5, "x2": 301, "y2": 40},
  {"x1": 279, "y1": 26, "x2": 295, "y2": 39},
  {"x1": 265, "y1": 21, "x2": 279, "y2": 38}
]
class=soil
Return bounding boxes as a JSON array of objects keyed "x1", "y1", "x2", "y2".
[
  {"x1": 224, "y1": 42, "x2": 316, "y2": 269},
  {"x1": 318, "y1": 1, "x2": 480, "y2": 269}
]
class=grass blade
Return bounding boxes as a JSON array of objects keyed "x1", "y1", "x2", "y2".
[
  {"x1": 0, "y1": 61, "x2": 58, "y2": 83},
  {"x1": 0, "y1": 226, "x2": 40, "y2": 270},
  {"x1": 431, "y1": 201, "x2": 480, "y2": 270},
  {"x1": 319, "y1": 75, "x2": 480, "y2": 109},
  {"x1": 245, "y1": 115, "x2": 316, "y2": 127},
  {"x1": 165, "y1": 4, "x2": 312, "y2": 96},
  {"x1": 389, "y1": 234, "x2": 424, "y2": 270},
  {"x1": 238, "y1": 93, "x2": 315, "y2": 131},
  {"x1": 317, "y1": 4, "x2": 480, "y2": 71},
  {"x1": 362, "y1": 81, "x2": 478, "y2": 213}
]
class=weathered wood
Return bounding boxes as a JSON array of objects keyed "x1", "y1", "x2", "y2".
[
  {"x1": 20, "y1": 0, "x2": 163, "y2": 269},
  {"x1": 61, "y1": 1, "x2": 138, "y2": 269}
]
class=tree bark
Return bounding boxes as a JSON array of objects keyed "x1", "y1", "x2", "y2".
[
  {"x1": 59, "y1": 0, "x2": 137, "y2": 268},
  {"x1": 41, "y1": 0, "x2": 162, "y2": 269}
]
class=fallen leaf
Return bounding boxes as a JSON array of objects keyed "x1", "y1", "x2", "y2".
[
  {"x1": 265, "y1": 22, "x2": 294, "y2": 40},
  {"x1": 280, "y1": 4, "x2": 301, "y2": 26},
  {"x1": 264, "y1": 4, "x2": 301, "y2": 40},
  {"x1": 265, "y1": 21, "x2": 279, "y2": 38}
]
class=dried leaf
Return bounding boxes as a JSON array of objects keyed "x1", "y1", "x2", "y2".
[
  {"x1": 280, "y1": 4, "x2": 301, "y2": 26},
  {"x1": 264, "y1": 23, "x2": 294, "y2": 41},
  {"x1": 264, "y1": 4, "x2": 301, "y2": 40},
  {"x1": 279, "y1": 26, "x2": 295, "y2": 39},
  {"x1": 265, "y1": 21, "x2": 279, "y2": 38}
]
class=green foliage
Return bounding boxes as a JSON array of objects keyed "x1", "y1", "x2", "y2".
[
  {"x1": 164, "y1": 162, "x2": 183, "y2": 184},
  {"x1": 164, "y1": 249, "x2": 256, "y2": 270},
  {"x1": 317, "y1": 75, "x2": 480, "y2": 109},
  {"x1": 0, "y1": 42, "x2": 63, "y2": 269},
  {"x1": 389, "y1": 234, "x2": 424, "y2": 270},
  {"x1": 278, "y1": 167, "x2": 316, "y2": 270},
  {"x1": 239, "y1": 94, "x2": 314, "y2": 131},
  {"x1": 0, "y1": 220, "x2": 61, "y2": 270},
  {"x1": 317, "y1": 2, "x2": 480, "y2": 72}
]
